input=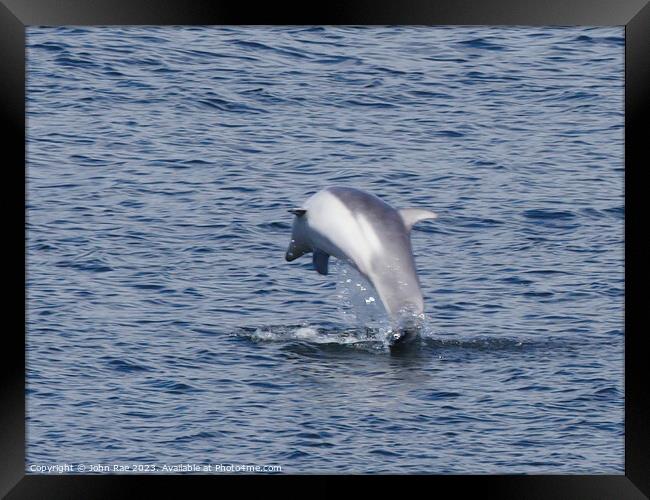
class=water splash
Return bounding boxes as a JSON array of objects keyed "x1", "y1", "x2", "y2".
[
  {"x1": 236, "y1": 260, "x2": 437, "y2": 351},
  {"x1": 237, "y1": 324, "x2": 390, "y2": 352},
  {"x1": 331, "y1": 260, "x2": 401, "y2": 346},
  {"x1": 333, "y1": 260, "x2": 440, "y2": 344},
  {"x1": 333, "y1": 260, "x2": 387, "y2": 324}
]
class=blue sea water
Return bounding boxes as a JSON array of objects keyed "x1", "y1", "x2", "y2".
[{"x1": 26, "y1": 26, "x2": 624, "y2": 474}]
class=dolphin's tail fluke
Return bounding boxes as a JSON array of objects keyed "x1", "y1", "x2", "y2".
[
  {"x1": 389, "y1": 327, "x2": 418, "y2": 347},
  {"x1": 388, "y1": 311, "x2": 424, "y2": 348}
]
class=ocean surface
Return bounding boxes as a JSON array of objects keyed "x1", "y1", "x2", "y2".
[{"x1": 26, "y1": 26, "x2": 624, "y2": 474}]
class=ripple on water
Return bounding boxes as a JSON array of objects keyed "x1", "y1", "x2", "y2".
[
  {"x1": 101, "y1": 357, "x2": 152, "y2": 373},
  {"x1": 146, "y1": 380, "x2": 202, "y2": 394}
]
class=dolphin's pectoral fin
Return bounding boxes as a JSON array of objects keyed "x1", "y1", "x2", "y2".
[
  {"x1": 313, "y1": 250, "x2": 330, "y2": 275},
  {"x1": 399, "y1": 208, "x2": 437, "y2": 231}
]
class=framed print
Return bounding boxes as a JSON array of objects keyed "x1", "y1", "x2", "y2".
[{"x1": 2, "y1": 0, "x2": 648, "y2": 497}]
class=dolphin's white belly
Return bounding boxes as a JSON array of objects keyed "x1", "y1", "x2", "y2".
[
  {"x1": 302, "y1": 189, "x2": 424, "y2": 316},
  {"x1": 304, "y1": 190, "x2": 379, "y2": 275},
  {"x1": 286, "y1": 186, "x2": 437, "y2": 321}
]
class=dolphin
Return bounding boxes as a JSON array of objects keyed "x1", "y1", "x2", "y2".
[{"x1": 285, "y1": 186, "x2": 437, "y2": 346}]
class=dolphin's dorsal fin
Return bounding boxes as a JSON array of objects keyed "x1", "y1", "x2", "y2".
[
  {"x1": 288, "y1": 208, "x2": 307, "y2": 217},
  {"x1": 313, "y1": 250, "x2": 330, "y2": 275},
  {"x1": 399, "y1": 208, "x2": 437, "y2": 231}
]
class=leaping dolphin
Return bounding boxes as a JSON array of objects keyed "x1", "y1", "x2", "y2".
[{"x1": 285, "y1": 186, "x2": 437, "y2": 346}]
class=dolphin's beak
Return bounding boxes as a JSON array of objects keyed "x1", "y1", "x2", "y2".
[{"x1": 285, "y1": 241, "x2": 298, "y2": 261}]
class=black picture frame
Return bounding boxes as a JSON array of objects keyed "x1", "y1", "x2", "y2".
[{"x1": 2, "y1": 0, "x2": 647, "y2": 497}]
